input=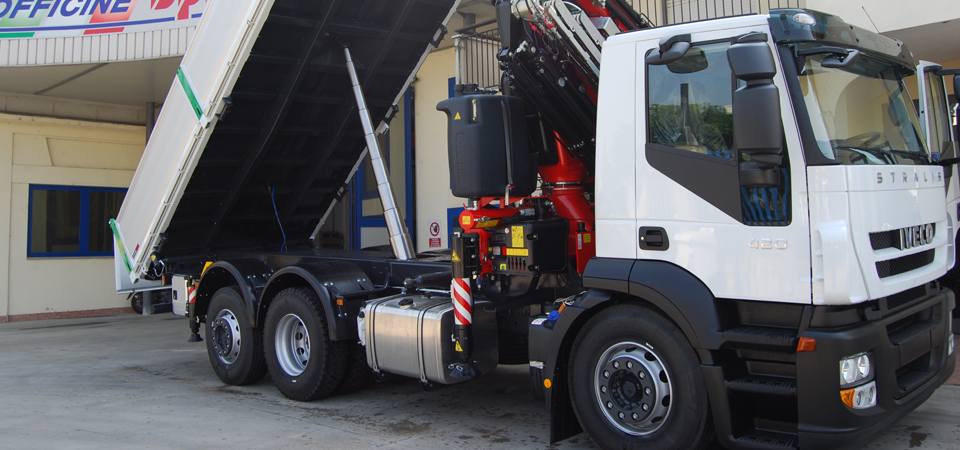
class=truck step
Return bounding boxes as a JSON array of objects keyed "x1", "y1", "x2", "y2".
[
  {"x1": 736, "y1": 430, "x2": 799, "y2": 450},
  {"x1": 722, "y1": 326, "x2": 796, "y2": 349},
  {"x1": 726, "y1": 375, "x2": 797, "y2": 396}
]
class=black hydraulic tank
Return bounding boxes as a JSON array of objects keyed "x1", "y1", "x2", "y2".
[{"x1": 437, "y1": 94, "x2": 537, "y2": 198}]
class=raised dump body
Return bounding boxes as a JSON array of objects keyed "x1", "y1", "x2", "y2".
[{"x1": 113, "y1": 0, "x2": 458, "y2": 284}]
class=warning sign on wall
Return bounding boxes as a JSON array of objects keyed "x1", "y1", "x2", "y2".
[{"x1": 428, "y1": 221, "x2": 441, "y2": 247}]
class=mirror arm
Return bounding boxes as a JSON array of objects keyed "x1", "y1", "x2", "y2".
[
  {"x1": 821, "y1": 49, "x2": 860, "y2": 68},
  {"x1": 646, "y1": 33, "x2": 691, "y2": 66},
  {"x1": 796, "y1": 46, "x2": 860, "y2": 69}
]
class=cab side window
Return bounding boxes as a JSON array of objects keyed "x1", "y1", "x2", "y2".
[
  {"x1": 645, "y1": 39, "x2": 791, "y2": 226},
  {"x1": 648, "y1": 41, "x2": 735, "y2": 159}
]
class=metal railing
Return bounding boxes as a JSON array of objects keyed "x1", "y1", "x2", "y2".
[
  {"x1": 454, "y1": 22, "x2": 502, "y2": 91},
  {"x1": 626, "y1": 0, "x2": 800, "y2": 27}
]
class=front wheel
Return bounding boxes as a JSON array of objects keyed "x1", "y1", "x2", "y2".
[
  {"x1": 204, "y1": 287, "x2": 267, "y2": 385},
  {"x1": 129, "y1": 292, "x2": 143, "y2": 314},
  {"x1": 569, "y1": 304, "x2": 714, "y2": 450},
  {"x1": 264, "y1": 287, "x2": 347, "y2": 401}
]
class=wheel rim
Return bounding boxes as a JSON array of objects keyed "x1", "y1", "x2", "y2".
[
  {"x1": 594, "y1": 341, "x2": 672, "y2": 436},
  {"x1": 275, "y1": 314, "x2": 310, "y2": 377},
  {"x1": 213, "y1": 309, "x2": 242, "y2": 365}
]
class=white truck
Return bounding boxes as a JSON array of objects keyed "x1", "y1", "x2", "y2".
[{"x1": 112, "y1": 1, "x2": 955, "y2": 449}]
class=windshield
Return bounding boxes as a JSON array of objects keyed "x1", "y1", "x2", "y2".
[{"x1": 795, "y1": 46, "x2": 930, "y2": 165}]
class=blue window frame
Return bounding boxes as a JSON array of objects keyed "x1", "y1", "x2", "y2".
[{"x1": 28, "y1": 185, "x2": 127, "y2": 258}]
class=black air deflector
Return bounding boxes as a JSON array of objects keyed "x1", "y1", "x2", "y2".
[{"x1": 160, "y1": 0, "x2": 454, "y2": 259}]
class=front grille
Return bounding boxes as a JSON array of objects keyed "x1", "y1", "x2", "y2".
[
  {"x1": 876, "y1": 250, "x2": 935, "y2": 278},
  {"x1": 885, "y1": 286, "x2": 927, "y2": 311},
  {"x1": 869, "y1": 224, "x2": 935, "y2": 251},
  {"x1": 870, "y1": 230, "x2": 899, "y2": 250}
]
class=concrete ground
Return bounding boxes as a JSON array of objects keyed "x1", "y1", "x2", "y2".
[{"x1": 0, "y1": 313, "x2": 957, "y2": 450}]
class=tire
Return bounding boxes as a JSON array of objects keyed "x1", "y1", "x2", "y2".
[
  {"x1": 335, "y1": 341, "x2": 373, "y2": 395},
  {"x1": 130, "y1": 292, "x2": 143, "y2": 315},
  {"x1": 204, "y1": 287, "x2": 267, "y2": 385},
  {"x1": 264, "y1": 287, "x2": 347, "y2": 401},
  {"x1": 569, "y1": 304, "x2": 714, "y2": 450}
]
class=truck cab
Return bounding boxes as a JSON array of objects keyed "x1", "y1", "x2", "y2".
[{"x1": 527, "y1": 9, "x2": 955, "y2": 449}]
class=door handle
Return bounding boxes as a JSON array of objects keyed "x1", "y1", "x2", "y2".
[{"x1": 639, "y1": 227, "x2": 669, "y2": 251}]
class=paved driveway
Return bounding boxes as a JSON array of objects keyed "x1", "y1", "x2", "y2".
[{"x1": 0, "y1": 314, "x2": 957, "y2": 449}]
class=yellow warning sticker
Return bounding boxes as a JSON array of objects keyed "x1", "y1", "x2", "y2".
[
  {"x1": 452, "y1": 251, "x2": 461, "y2": 262},
  {"x1": 511, "y1": 226, "x2": 524, "y2": 247},
  {"x1": 583, "y1": 233, "x2": 592, "y2": 243},
  {"x1": 461, "y1": 216, "x2": 471, "y2": 225},
  {"x1": 454, "y1": 112, "x2": 461, "y2": 120},
  {"x1": 455, "y1": 341, "x2": 464, "y2": 352},
  {"x1": 505, "y1": 248, "x2": 529, "y2": 256}
]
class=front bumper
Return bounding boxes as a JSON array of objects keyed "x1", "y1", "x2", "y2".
[{"x1": 797, "y1": 288, "x2": 956, "y2": 449}]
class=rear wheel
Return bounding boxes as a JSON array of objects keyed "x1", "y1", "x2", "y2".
[
  {"x1": 204, "y1": 287, "x2": 267, "y2": 385},
  {"x1": 569, "y1": 304, "x2": 714, "y2": 450},
  {"x1": 264, "y1": 287, "x2": 347, "y2": 401}
]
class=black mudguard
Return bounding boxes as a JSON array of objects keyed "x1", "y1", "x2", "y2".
[
  {"x1": 259, "y1": 261, "x2": 375, "y2": 341},
  {"x1": 532, "y1": 257, "x2": 726, "y2": 443},
  {"x1": 196, "y1": 259, "x2": 274, "y2": 327}
]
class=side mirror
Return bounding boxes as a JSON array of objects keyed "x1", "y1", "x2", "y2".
[
  {"x1": 954, "y1": 75, "x2": 960, "y2": 105},
  {"x1": 646, "y1": 34, "x2": 691, "y2": 66},
  {"x1": 667, "y1": 47, "x2": 708, "y2": 74},
  {"x1": 728, "y1": 34, "x2": 783, "y2": 188}
]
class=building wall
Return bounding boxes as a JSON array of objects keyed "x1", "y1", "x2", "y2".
[
  {"x1": 0, "y1": 113, "x2": 144, "y2": 319},
  {"x1": 413, "y1": 47, "x2": 462, "y2": 253},
  {"x1": 0, "y1": 91, "x2": 149, "y2": 125},
  {"x1": 803, "y1": 0, "x2": 960, "y2": 33},
  {"x1": 0, "y1": 26, "x2": 196, "y2": 67}
]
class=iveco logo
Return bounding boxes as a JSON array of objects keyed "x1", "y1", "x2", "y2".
[{"x1": 900, "y1": 223, "x2": 935, "y2": 249}]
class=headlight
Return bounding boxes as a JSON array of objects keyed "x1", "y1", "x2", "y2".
[
  {"x1": 841, "y1": 381, "x2": 877, "y2": 409},
  {"x1": 949, "y1": 319, "x2": 954, "y2": 356},
  {"x1": 839, "y1": 352, "x2": 873, "y2": 387}
]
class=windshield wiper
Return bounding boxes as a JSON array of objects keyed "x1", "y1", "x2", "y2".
[
  {"x1": 887, "y1": 149, "x2": 931, "y2": 164},
  {"x1": 834, "y1": 145, "x2": 895, "y2": 164},
  {"x1": 835, "y1": 146, "x2": 931, "y2": 165}
]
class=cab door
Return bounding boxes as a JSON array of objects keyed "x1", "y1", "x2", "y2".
[
  {"x1": 916, "y1": 61, "x2": 957, "y2": 162},
  {"x1": 917, "y1": 61, "x2": 959, "y2": 270},
  {"x1": 635, "y1": 23, "x2": 811, "y2": 304}
]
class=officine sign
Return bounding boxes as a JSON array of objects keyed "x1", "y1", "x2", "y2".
[{"x1": 0, "y1": 0, "x2": 207, "y2": 39}]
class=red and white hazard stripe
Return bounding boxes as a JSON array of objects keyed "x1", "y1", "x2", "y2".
[
  {"x1": 188, "y1": 284, "x2": 197, "y2": 304},
  {"x1": 452, "y1": 278, "x2": 472, "y2": 326}
]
